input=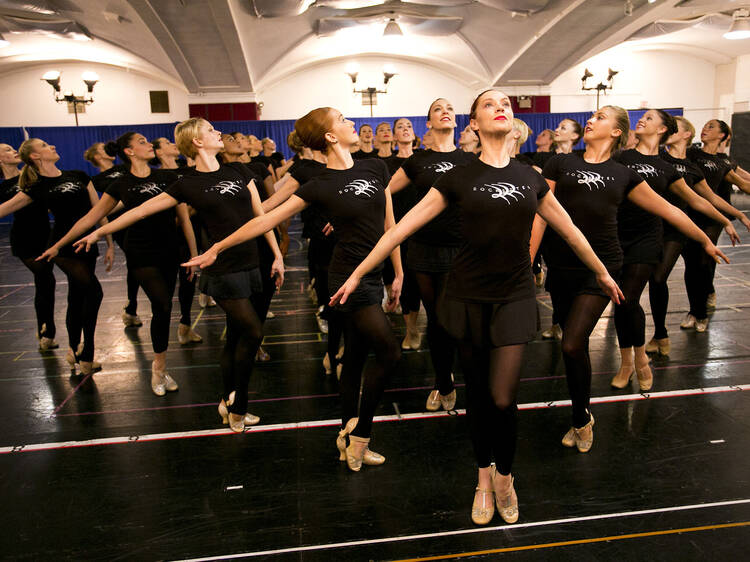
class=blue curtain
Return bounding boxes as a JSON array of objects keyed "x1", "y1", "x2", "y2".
[{"x1": 7, "y1": 108, "x2": 683, "y2": 174}]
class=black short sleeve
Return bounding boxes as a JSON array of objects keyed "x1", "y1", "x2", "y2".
[
  {"x1": 542, "y1": 154, "x2": 562, "y2": 182},
  {"x1": 625, "y1": 167, "x2": 644, "y2": 194}
]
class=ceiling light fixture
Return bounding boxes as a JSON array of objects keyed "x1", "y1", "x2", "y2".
[
  {"x1": 345, "y1": 63, "x2": 398, "y2": 117},
  {"x1": 724, "y1": 8, "x2": 750, "y2": 40},
  {"x1": 41, "y1": 70, "x2": 100, "y2": 126},
  {"x1": 383, "y1": 18, "x2": 403, "y2": 36}
]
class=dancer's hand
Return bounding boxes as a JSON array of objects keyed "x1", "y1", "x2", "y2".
[
  {"x1": 36, "y1": 246, "x2": 58, "y2": 262},
  {"x1": 385, "y1": 275, "x2": 403, "y2": 312},
  {"x1": 271, "y1": 256, "x2": 285, "y2": 290},
  {"x1": 703, "y1": 242, "x2": 729, "y2": 264},
  {"x1": 184, "y1": 264, "x2": 198, "y2": 282},
  {"x1": 322, "y1": 223, "x2": 334, "y2": 237},
  {"x1": 741, "y1": 215, "x2": 750, "y2": 233},
  {"x1": 329, "y1": 274, "x2": 361, "y2": 306},
  {"x1": 724, "y1": 223, "x2": 741, "y2": 246},
  {"x1": 104, "y1": 244, "x2": 115, "y2": 272},
  {"x1": 74, "y1": 232, "x2": 101, "y2": 253},
  {"x1": 182, "y1": 245, "x2": 218, "y2": 269},
  {"x1": 597, "y1": 272, "x2": 624, "y2": 305}
]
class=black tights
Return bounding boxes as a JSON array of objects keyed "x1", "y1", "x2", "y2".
[
  {"x1": 21, "y1": 257, "x2": 56, "y2": 339},
  {"x1": 551, "y1": 288, "x2": 609, "y2": 427},
  {"x1": 414, "y1": 271, "x2": 456, "y2": 394},
  {"x1": 215, "y1": 296, "x2": 263, "y2": 416},
  {"x1": 683, "y1": 224, "x2": 722, "y2": 320},
  {"x1": 648, "y1": 241, "x2": 684, "y2": 340},
  {"x1": 339, "y1": 304, "x2": 400, "y2": 439},
  {"x1": 614, "y1": 263, "x2": 654, "y2": 349},
  {"x1": 459, "y1": 342, "x2": 525, "y2": 474},
  {"x1": 124, "y1": 268, "x2": 140, "y2": 316},
  {"x1": 131, "y1": 263, "x2": 178, "y2": 354},
  {"x1": 53, "y1": 256, "x2": 102, "y2": 362},
  {"x1": 178, "y1": 266, "x2": 196, "y2": 325}
]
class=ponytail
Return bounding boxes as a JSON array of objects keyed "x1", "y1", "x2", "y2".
[{"x1": 18, "y1": 138, "x2": 40, "y2": 191}]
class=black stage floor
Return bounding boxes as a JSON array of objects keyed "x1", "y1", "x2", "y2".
[{"x1": 1, "y1": 197, "x2": 749, "y2": 561}]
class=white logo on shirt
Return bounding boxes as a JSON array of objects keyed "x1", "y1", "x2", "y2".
[
  {"x1": 429, "y1": 162, "x2": 455, "y2": 174},
  {"x1": 138, "y1": 182, "x2": 163, "y2": 195},
  {"x1": 701, "y1": 159, "x2": 718, "y2": 171},
  {"x1": 215, "y1": 180, "x2": 242, "y2": 195},
  {"x1": 54, "y1": 181, "x2": 81, "y2": 193},
  {"x1": 341, "y1": 179, "x2": 378, "y2": 198},
  {"x1": 109, "y1": 171, "x2": 123, "y2": 179},
  {"x1": 474, "y1": 182, "x2": 528, "y2": 204},
  {"x1": 632, "y1": 163, "x2": 658, "y2": 177},
  {"x1": 674, "y1": 164, "x2": 686, "y2": 175},
  {"x1": 575, "y1": 171, "x2": 605, "y2": 190}
]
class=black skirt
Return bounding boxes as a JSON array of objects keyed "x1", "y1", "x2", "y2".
[
  {"x1": 328, "y1": 270, "x2": 383, "y2": 312},
  {"x1": 201, "y1": 267, "x2": 263, "y2": 300},
  {"x1": 438, "y1": 296, "x2": 538, "y2": 348},
  {"x1": 407, "y1": 240, "x2": 459, "y2": 273}
]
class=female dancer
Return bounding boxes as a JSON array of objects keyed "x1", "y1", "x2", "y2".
[
  {"x1": 611, "y1": 110, "x2": 741, "y2": 389},
  {"x1": 646, "y1": 116, "x2": 750, "y2": 354},
  {"x1": 75, "y1": 119, "x2": 283, "y2": 430},
  {"x1": 682, "y1": 119, "x2": 750, "y2": 330},
  {"x1": 540, "y1": 118, "x2": 585, "y2": 339},
  {"x1": 183, "y1": 108, "x2": 401, "y2": 469},
  {"x1": 529, "y1": 106, "x2": 727, "y2": 453},
  {"x1": 386, "y1": 98, "x2": 476, "y2": 412},
  {"x1": 374, "y1": 123, "x2": 393, "y2": 159},
  {"x1": 459, "y1": 125, "x2": 480, "y2": 154},
  {"x1": 0, "y1": 139, "x2": 113, "y2": 375},
  {"x1": 386, "y1": 118, "x2": 421, "y2": 350},
  {"x1": 40, "y1": 132, "x2": 198, "y2": 395},
  {"x1": 330, "y1": 90, "x2": 621, "y2": 525},
  {"x1": 86, "y1": 143, "x2": 141, "y2": 326},
  {"x1": 151, "y1": 136, "x2": 203, "y2": 346},
  {"x1": 0, "y1": 143, "x2": 57, "y2": 350},
  {"x1": 352, "y1": 124, "x2": 376, "y2": 159}
]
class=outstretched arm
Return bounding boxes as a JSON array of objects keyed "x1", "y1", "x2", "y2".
[
  {"x1": 529, "y1": 178, "x2": 554, "y2": 261},
  {"x1": 262, "y1": 174, "x2": 300, "y2": 212},
  {"x1": 536, "y1": 191, "x2": 623, "y2": 304},
  {"x1": 182, "y1": 194, "x2": 307, "y2": 270},
  {"x1": 669, "y1": 178, "x2": 741, "y2": 245},
  {"x1": 386, "y1": 168, "x2": 411, "y2": 194},
  {"x1": 329, "y1": 187, "x2": 447, "y2": 306},
  {"x1": 73, "y1": 192, "x2": 179, "y2": 252},
  {"x1": 0, "y1": 191, "x2": 32, "y2": 219},
  {"x1": 627, "y1": 181, "x2": 729, "y2": 264},
  {"x1": 383, "y1": 188, "x2": 403, "y2": 311},
  {"x1": 726, "y1": 169, "x2": 750, "y2": 195},
  {"x1": 691, "y1": 178, "x2": 750, "y2": 231}
]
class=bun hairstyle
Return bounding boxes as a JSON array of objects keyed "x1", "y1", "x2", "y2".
[
  {"x1": 650, "y1": 109, "x2": 678, "y2": 145},
  {"x1": 562, "y1": 118, "x2": 583, "y2": 143},
  {"x1": 294, "y1": 107, "x2": 335, "y2": 152},
  {"x1": 104, "y1": 131, "x2": 137, "y2": 165},
  {"x1": 600, "y1": 105, "x2": 630, "y2": 152},
  {"x1": 287, "y1": 130, "x2": 305, "y2": 154},
  {"x1": 175, "y1": 118, "x2": 208, "y2": 159},
  {"x1": 83, "y1": 142, "x2": 104, "y2": 165},
  {"x1": 674, "y1": 116, "x2": 695, "y2": 144},
  {"x1": 512, "y1": 118, "x2": 530, "y2": 146},
  {"x1": 715, "y1": 119, "x2": 731, "y2": 143},
  {"x1": 150, "y1": 137, "x2": 166, "y2": 166},
  {"x1": 18, "y1": 138, "x2": 42, "y2": 190}
]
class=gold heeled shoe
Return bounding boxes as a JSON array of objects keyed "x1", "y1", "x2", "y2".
[
  {"x1": 491, "y1": 467, "x2": 518, "y2": 524},
  {"x1": 645, "y1": 337, "x2": 670, "y2": 356},
  {"x1": 345, "y1": 435, "x2": 369, "y2": 472},
  {"x1": 363, "y1": 447, "x2": 385, "y2": 465},
  {"x1": 471, "y1": 487, "x2": 495, "y2": 525},
  {"x1": 228, "y1": 413, "x2": 245, "y2": 433},
  {"x1": 635, "y1": 361, "x2": 653, "y2": 391},
  {"x1": 225, "y1": 391, "x2": 260, "y2": 426},
  {"x1": 440, "y1": 389, "x2": 457, "y2": 411},
  {"x1": 562, "y1": 412, "x2": 595, "y2": 451},
  {"x1": 426, "y1": 390, "x2": 441, "y2": 411},
  {"x1": 573, "y1": 412, "x2": 595, "y2": 453},
  {"x1": 177, "y1": 323, "x2": 202, "y2": 345},
  {"x1": 336, "y1": 417, "x2": 358, "y2": 461},
  {"x1": 610, "y1": 364, "x2": 634, "y2": 389}
]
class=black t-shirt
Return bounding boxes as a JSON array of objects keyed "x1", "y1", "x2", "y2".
[
  {"x1": 246, "y1": 161, "x2": 271, "y2": 182},
  {"x1": 296, "y1": 159, "x2": 389, "y2": 276},
  {"x1": 0, "y1": 175, "x2": 50, "y2": 257},
  {"x1": 531, "y1": 151, "x2": 555, "y2": 169},
  {"x1": 25, "y1": 170, "x2": 93, "y2": 247},
  {"x1": 251, "y1": 154, "x2": 274, "y2": 171},
  {"x1": 91, "y1": 164, "x2": 128, "y2": 193},
  {"x1": 542, "y1": 153, "x2": 643, "y2": 271},
  {"x1": 435, "y1": 158, "x2": 549, "y2": 302},
  {"x1": 687, "y1": 146, "x2": 734, "y2": 202},
  {"x1": 269, "y1": 151, "x2": 285, "y2": 169},
  {"x1": 614, "y1": 149, "x2": 681, "y2": 248},
  {"x1": 716, "y1": 152, "x2": 738, "y2": 203},
  {"x1": 352, "y1": 149, "x2": 378, "y2": 160},
  {"x1": 105, "y1": 169, "x2": 179, "y2": 263},
  {"x1": 515, "y1": 153, "x2": 536, "y2": 167},
  {"x1": 400, "y1": 148, "x2": 477, "y2": 247},
  {"x1": 386, "y1": 155, "x2": 417, "y2": 222},
  {"x1": 166, "y1": 163, "x2": 259, "y2": 275},
  {"x1": 660, "y1": 149, "x2": 705, "y2": 213},
  {"x1": 290, "y1": 159, "x2": 330, "y2": 240}
]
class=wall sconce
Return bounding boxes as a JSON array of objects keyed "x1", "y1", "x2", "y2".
[
  {"x1": 724, "y1": 8, "x2": 750, "y2": 40},
  {"x1": 581, "y1": 67, "x2": 618, "y2": 109},
  {"x1": 345, "y1": 63, "x2": 398, "y2": 117},
  {"x1": 41, "y1": 70, "x2": 99, "y2": 126}
]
